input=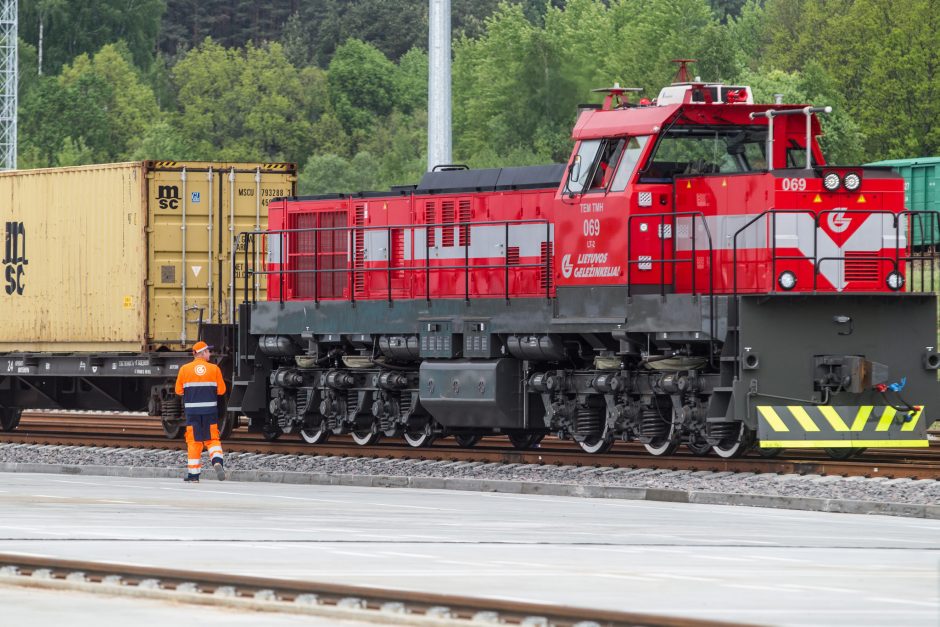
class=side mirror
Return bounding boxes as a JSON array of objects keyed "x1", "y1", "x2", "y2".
[{"x1": 568, "y1": 155, "x2": 582, "y2": 184}]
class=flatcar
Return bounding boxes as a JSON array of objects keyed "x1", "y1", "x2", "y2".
[{"x1": 228, "y1": 75, "x2": 939, "y2": 458}]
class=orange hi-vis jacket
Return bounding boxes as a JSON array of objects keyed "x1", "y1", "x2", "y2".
[{"x1": 175, "y1": 358, "x2": 226, "y2": 417}]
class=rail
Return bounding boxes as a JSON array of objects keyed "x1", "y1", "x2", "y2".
[{"x1": 238, "y1": 219, "x2": 552, "y2": 306}]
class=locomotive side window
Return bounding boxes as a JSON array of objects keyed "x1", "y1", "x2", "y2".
[
  {"x1": 610, "y1": 136, "x2": 650, "y2": 191},
  {"x1": 566, "y1": 139, "x2": 602, "y2": 194}
]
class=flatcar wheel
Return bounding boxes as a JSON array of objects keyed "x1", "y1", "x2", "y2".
[
  {"x1": 299, "y1": 420, "x2": 330, "y2": 445},
  {"x1": 219, "y1": 414, "x2": 235, "y2": 439},
  {"x1": 453, "y1": 434, "x2": 482, "y2": 448},
  {"x1": 578, "y1": 434, "x2": 614, "y2": 454},
  {"x1": 685, "y1": 433, "x2": 712, "y2": 456},
  {"x1": 712, "y1": 424, "x2": 754, "y2": 459},
  {"x1": 0, "y1": 407, "x2": 22, "y2": 432},
  {"x1": 508, "y1": 432, "x2": 544, "y2": 450},
  {"x1": 403, "y1": 423, "x2": 435, "y2": 448},
  {"x1": 162, "y1": 420, "x2": 184, "y2": 440},
  {"x1": 351, "y1": 428, "x2": 381, "y2": 446},
  {"x1": 824, "y1": 447, "x2": 866, "y2": 460}
]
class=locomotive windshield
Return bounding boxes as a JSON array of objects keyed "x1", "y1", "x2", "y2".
[
  {"x1": 639, "y1": 125, "x2": 819, "y2": 182},
  {"x1": 566, "y1": 136, "x2": 650, "y2": 194}
]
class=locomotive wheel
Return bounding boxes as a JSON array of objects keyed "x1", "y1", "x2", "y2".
[
  {"x1": 262, "y1": 422, "x2": 283, "y2": 441},
  {"x1": 643, "y1": 430, "x2": 680, "y2": 456},
  {"x1": 508, "y1": 432, "x2": 544, "y2": 450},
  {"x1": 685, "y1": 432, "x2": 713, "y2": 456},
  {"x1": 453, "y1": 433, "x2": 482, "y2": 448},
  {"x1": 578, "y1": 434, "x2": 614, "y2": 454},
  {"x1": 757, "y1": 446, "x2": 784, "y2": 458},
  {"x1": 824, "y1": 447, "x2": 866, "y2": 460},
  {"x1": 162, "y1": 420, "x2": 184, "y2": 440},
  {"x1": 403, "y1": 422, "x2": 436, "y2": 448},
  {"x1": 351, "y1": 426, "x2": 381, "y2": 446},
  {"x1": 299, "y1": 420, "x2": 331, "y2": 445},
  {"x1": 712, "y1": 424, "x2": 754, "y2": 459},
  {"x1": 0, "y1": 407, "x2": 22, "y2": 432}
]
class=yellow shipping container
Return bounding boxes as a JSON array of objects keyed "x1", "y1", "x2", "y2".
[{"x1": 0, "y1": 161, "x2": 295, "y2": 352}]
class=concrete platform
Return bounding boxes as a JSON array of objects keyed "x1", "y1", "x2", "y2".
[{"x1": 0, "y1": 472, "x2": 937, "y2": 626}]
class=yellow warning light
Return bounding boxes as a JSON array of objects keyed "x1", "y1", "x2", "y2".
[
  {"x1": 857, "y1": 194, "x2": 866, "y2": 204},
  {"x1": 813, "y1": 194, "x2": 822, "y2": 203}
]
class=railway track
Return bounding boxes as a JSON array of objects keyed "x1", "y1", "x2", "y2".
[
  {"x1": 3, "y1": 411, "x2": 939, "y2": 480},
  {"x1": 0, "y1": 553, "x2": 751, "y2": 627}
]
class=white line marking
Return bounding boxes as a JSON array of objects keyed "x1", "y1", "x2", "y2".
[
  {"x1": 728, "y1": 584, "x2": 800, "y2": 593},
  {"x1": 870, "y1": 597, "x2": 939, "y2": 608}
]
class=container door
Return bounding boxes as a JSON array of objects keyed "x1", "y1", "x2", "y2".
[
  {"x1": 148, "y1": 165, "x2": 216, "y2": 349},
  {"x1": 218, "y1": 165, "x2": 295, "y2": 322}
]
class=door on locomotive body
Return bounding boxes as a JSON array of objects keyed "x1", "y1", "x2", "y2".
[
  {"x1": 555, "y1": 136, "x2": 645, "y2": 288},
  {"x1": 364, "y1": 196, "x2": 413, "y2": 299}
]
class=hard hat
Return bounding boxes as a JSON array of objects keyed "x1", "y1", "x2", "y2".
[{"x1": 192, "y1": 341, "x2": 212, "y2": 354}]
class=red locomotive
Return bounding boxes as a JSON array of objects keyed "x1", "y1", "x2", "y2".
[{"x1": 233, "y1": 71, "x2": 938, "y2": 458}]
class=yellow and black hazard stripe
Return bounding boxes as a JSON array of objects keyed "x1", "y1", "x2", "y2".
[{"x1": 756, "y1": 405, "x2": 928, "y2": 448}]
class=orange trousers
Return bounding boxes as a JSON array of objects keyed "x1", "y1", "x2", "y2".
[{"x1": 185, "y1": 423, "x2": 223, "y2": 476}]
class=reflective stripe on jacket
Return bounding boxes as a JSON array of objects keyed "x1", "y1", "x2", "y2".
[{"x1": 174, "y1": 358, "x2": 226, "y2": 416}]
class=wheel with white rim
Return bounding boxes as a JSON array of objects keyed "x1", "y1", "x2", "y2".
[
  {"x1": 162, "y1": 420, "x2": 184, "y2": 439},
  {"x1": 299, "y1": 420, "x2": 330, "y2": 444},
  {"x1": 578, "y1": 433, "x2": 614, "y2": 454},
  {"x1": 711, "y1": 423, "x2": 754, "y2": 458},
  {"x1": 643, "y1": 429, "x2": 680, "y2": 456},
  {"x1": 351, "y1": 426, "x2": 381, "y2": 446},
  {"x1": 402, "y1": 422, "x2": 435, "y2": 448}
]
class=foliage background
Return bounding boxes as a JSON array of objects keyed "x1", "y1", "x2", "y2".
[{"x1": 17, "y1": 0, "x2": 940, "y2": 193}]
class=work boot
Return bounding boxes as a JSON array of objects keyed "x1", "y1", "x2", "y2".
[
  {"x1": 183, "y1": 473, "x2": 200, "y2": 483},
  {"x1": 212, "y1": 458, "x2": 226, "y2": 481}
]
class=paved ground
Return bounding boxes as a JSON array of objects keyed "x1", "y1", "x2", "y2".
[{"x1": 0, "y1": 472, "x2": 936, "y2": 626}]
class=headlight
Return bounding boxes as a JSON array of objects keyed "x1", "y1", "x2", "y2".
[
  {"x1": 823, "y1": 173, "x2": 841, "y2": 191},
  {"x1": 843, "y1": 172, "x2": 861, "y2": 191},
  {"x1": 886, "y1": 271, "x2": 904, "y2": 291},
  {"x1": 778, "y1": 271, "x2": 797, "y2": 291}
]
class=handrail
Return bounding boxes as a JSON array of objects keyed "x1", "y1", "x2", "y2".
[{"x1": 238, "y1": 218, "x2": 552, "y2": 306}]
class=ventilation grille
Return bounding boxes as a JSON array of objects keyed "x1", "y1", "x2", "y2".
[
  {"x1": 458, "y1": 199, "x2": 472, "y2": 246},
  {"x1": 424, "y1": 201, "x2": 435, "y2": 247},
  {"x1": 540, "y1": 242, "x2": 554, "y2": 290},
  {"x1": 507, "y1": 246, "x2": 520, "y2": 266},
  {"x1": 354, "y1": 204, "x2": 366, "y2": 293},
  {"x1": 441, "y1": 200, "x2": 455, "y2": 247},
  {"x1": 844, "y1": 251, "x2": 879, "y2": 282}
]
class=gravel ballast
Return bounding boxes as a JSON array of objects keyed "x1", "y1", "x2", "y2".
[{"x1": 0, "y1": 443, "x2": 937, "y2": 519}]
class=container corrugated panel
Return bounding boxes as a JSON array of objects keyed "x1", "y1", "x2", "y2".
[
  {"x1": 867, "y1": 157, "x2": 940, "y2": 246},
  {"x1": 0, "y1": 161, "x2": 296, "y2": 353},
  {"x1": 0, "y1": 162, "x2": 148, "y2": 351}
]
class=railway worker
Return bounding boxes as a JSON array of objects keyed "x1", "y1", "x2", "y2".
[{"x1": 175, "y1": 341, "x2": 227, "y2": 483}]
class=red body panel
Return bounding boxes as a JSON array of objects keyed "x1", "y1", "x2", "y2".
[{"x1": 266, "y1": 100, "x2": 908, "y2": 304}]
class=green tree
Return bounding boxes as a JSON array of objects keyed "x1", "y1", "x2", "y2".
[
  {"x1": 327, "y1": 39, "x2": 398, "y2": 137},
  {"x1": 20, "y1": 0, "x2": 166, "y2": 74}
]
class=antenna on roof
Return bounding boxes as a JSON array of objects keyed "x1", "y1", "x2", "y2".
[
  {"x1": 590, "y1": 82, "x2": 643, "y2": 111},
  {"x1": 671, "y1": 59, "x2": 697, "y2": 84}
]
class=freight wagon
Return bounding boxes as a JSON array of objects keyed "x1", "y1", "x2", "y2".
[
  {"x1": 0, "y1": 161, "x2": 296, "y2": 436},
  {"x1": 865, "y1": 157, "x2": 940, "y2": 248}
]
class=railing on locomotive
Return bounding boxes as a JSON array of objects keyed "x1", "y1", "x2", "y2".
[
  {"x1": 729, "y1": 208, "x2": 940, "y2": 295},
  {"x1": 237, "y1": 218, "x2": 553, "y2": 306}
]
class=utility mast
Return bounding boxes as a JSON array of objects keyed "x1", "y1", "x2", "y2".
[
  {"x1": 0, "y1": 0, "x2": 16, "y2": 170},
  {"x1": 427, "y1": 0, "x2": 452, "y2": 171}
]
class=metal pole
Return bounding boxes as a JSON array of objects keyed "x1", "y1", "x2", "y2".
[
  {"x1": 207, "y1": 167, "x2": 214, "y2": 321},
  {"x1": 428, "y1": 0, "x2": 452, "y2": 171},
  {"x1": 228, "y1": 168, "x2": 236, "y2": 323}
]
